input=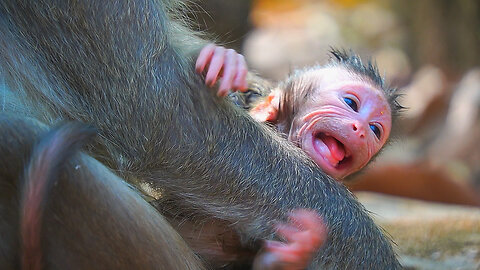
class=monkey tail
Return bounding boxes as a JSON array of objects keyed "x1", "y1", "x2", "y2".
[{"x1": 20, "y1": 122, "x2": 96, "y2": 270}]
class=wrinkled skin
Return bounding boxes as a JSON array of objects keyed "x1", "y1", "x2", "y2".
[{"x1": 286, "y1": 68, "x2": 392, "y2": 179}]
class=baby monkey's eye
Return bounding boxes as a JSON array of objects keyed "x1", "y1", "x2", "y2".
[
  {"x1": 344, "y1": 97, "x2": 358, "y2": 112},
  {"x1": 370, "y1": 124, "x2": 381, "y2": 139}
]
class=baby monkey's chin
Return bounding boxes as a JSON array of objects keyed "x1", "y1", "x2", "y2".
[{"x1": 301, "y1": 130, "x2": 356, "y2": 180}]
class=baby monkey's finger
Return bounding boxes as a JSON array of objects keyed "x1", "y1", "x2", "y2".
[
  {"x1": 233, "y1": 54, "x2": 248, "y2": 92},
  {"x1": 204, "y1": 46, "x2": 226, "y2": 87},
  {"x1": 195, "y1": 44, "x2": 216, "y2": 74},
  {"x1": 218, "y1": 49, "x2": 238, "y2": 97}
]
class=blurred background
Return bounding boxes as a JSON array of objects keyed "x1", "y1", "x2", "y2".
[{"x1": 185, "y1": 0, "x2": 480, "y2": 268}]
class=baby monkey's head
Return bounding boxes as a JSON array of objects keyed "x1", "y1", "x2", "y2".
[{"x1": 250, "y1": 49, "x2": 402, "y2": 180}]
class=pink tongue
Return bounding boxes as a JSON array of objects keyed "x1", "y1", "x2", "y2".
[{"x1": 322, "y1": 135, "x2": 345, "y2": 161}]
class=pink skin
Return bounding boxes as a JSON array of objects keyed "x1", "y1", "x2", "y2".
[
  {"x1": 254, "y1": 210, "x2": 327, "y2": 270},
  {"x1": 289, "y1": 68, "x2": 392, "y2": 179},
  {"x1": 195, "y1": 44, "x2": 248, "y2": 97}
]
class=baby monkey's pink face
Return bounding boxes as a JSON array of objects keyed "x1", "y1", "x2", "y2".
[{"x1": 289, "y1": 68, "x2": 392, "y2": 179}]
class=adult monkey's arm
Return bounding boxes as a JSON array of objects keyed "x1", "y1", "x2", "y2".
[{"x1": 0, "y1": 0, "x2": 400, "y2": 268}]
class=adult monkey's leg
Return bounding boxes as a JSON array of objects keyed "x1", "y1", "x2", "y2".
[{"x1": 0, "y1": 115, "x2": 204, "y2": 269}]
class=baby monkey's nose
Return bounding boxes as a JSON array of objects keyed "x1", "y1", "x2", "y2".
[{"x1": 352, "y1": 122, "x2": 366, "y2": 138}]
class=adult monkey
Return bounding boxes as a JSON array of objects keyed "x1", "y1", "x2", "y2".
[
  {"x1": 0, "y1": 115, "x2": 204, "y2": 270},
  {"x1": 0, "y1": 0, "x2": 401, "y2": 269}
]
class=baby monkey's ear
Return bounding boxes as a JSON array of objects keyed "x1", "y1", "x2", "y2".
[{"x1": 249, "y1": 89, "x2": 282, "y2": 123}]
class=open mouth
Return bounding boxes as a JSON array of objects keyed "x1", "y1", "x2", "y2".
[{"x1": 313, "y1": 132, "x2": 352, "y2": 170}]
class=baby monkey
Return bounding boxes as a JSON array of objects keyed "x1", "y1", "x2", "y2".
[{"x1": 196, "y1": 44, "x2": 401, "y2": 180}]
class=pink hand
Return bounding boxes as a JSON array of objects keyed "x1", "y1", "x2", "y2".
[
  {"x1": 259, "y1": 209, "x2": 327, "y2": 270},
  {"x1": 195, "y1": 44, "x2": 248, "y2": 97}
]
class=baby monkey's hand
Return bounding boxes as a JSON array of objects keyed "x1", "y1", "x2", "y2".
[
  {"x1": 253, "y1": 209, "x2": 327, "y2": 270},
  {"x1": 195, "y1": 44, "x2": 248, "y2": 97}
]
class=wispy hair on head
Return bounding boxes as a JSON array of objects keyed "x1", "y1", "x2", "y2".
[{"x1": 328, "y1": 48, "x2": 404, "y2": 117}]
